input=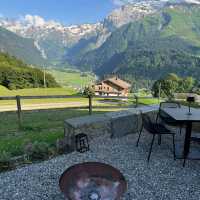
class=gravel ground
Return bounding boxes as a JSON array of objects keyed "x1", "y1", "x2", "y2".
[{"x1": 0, "y1": 132, "x2": 200, "y2": 200}]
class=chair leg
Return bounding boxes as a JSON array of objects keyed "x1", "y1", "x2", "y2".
[
  {"x1": 172, "y1": 134, "x2": 176, "y2": 160},
  {"x1": 147, "y1": 134, "x2": 155, "y2": 162},
  {"x1": 156, "y1": 114, "x2": 159, "y2": 123},
  {"x1": 136, "y1": 125, "x2": 143, "y2": 147},
  {"x1": 183, "y1": 159, "x2": 186, "y2": 167},
  {"x1": 179, "y1": 126, "x2": 182, "y2": 135},
  {"x1": 158, "y1": 135, "x2": 161, "y2": 145}
]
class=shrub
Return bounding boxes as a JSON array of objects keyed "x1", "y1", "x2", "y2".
[
  {"x1": 24, "y1": 141, "x2": 57, "y2": 161},
  {"x1": 0, "y1": 151, "x2": 12, "y2": 172}
]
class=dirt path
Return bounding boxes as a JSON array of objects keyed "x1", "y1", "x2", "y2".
[{"x1": 0, "y1": 102, "x2": 89, "y2": 112}]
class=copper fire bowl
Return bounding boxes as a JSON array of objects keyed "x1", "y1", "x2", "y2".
[{"x1": 59, "y1": 162, "x2": 127, "y2": 200}]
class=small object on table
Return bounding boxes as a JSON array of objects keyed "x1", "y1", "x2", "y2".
[{"x1": 186, "y1": 96, "x2": 195, "y2": 115}]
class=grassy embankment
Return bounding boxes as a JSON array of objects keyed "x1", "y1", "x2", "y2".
[{"x1": 0, "y1": 109, "x2": 111, "y2": 158}]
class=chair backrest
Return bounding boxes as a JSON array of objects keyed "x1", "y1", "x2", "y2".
[
  {"x1": 140, "y1": 112, "x2": 155, "y2": 134},
  {"x1": 157, "y1": 101, "x2": 180, "y2": 123},
  {"x1": 159, "y1": 101, "x2": 181, "y2": 109}
]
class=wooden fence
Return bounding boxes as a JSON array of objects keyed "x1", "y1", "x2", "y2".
[{"x1": 0, "y1": 95, "x2": 159, "y2": 127}]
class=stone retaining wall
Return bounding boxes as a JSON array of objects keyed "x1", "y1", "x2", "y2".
[{"x1": 64, "y1": 106, "x2": 159, "y2": 150}]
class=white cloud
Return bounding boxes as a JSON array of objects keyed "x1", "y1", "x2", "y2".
[{"x1": 20, "y1": 14, "x2": 61, "y2": 27}]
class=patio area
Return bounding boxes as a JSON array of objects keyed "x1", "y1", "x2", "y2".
[{"x1": 0, "y1": 129, "x2": 200, "y2": 200}]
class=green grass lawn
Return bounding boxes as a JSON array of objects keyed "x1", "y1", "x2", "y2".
[
  {"x1": 49, "y1": 69, "x2": 95, "y2": 89},
  {"x1": 0, "y1": 86, "x2": 83, "y2": 105},
  {"x1": 0, "y1": 94, "x2": 160, "y2": 168},
  {"x1": 0, "y1": 105, "x2": 137, "y2": 155},
  {"x1": 0, "y1": 83, "x2": 160, "y2": 159},
  {"x1": 0, "y1": 86, "x2": 76, "y2": 96},
  {"x1": 137, "y1": 97, "x2": 160, "y2": 105},
  {"x1": 0, "y1": 97, "x2": 160, "y2": 161},
  {"x1": 0, "y1": 108, "x2": 120, "y2": 158},
  {"x1": 0, "y1": 84, "x2": 160, "y2": 107}
]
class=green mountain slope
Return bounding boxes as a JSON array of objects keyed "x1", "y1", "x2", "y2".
[
  {"x1": 96, "y1": 39, "x2": 200, "y2": 79},
  {"x1": 0, "y1": 53, "x2": 58, "y2": 89},
  {"x1": 161, "y1": 5, "x2": 200, "y2": 46},
  {"x1": 65, "y1": 36, "x2": 98, "y2": 64},
  {"x1": 74, "y1": 4, "x2": 200, "y2": 80},
  {"x1": 0, "y1": 27, "x2": 46, "y2": 66}
]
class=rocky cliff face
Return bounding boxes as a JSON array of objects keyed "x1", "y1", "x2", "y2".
[{"x1": 104, "y1": 4, "x2": 155, "y2": 31}]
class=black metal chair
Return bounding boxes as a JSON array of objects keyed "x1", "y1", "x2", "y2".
[
  {"x1": 136, "y1": 112, "x2": 175, "y2": 162},
  {"x1": 156, "y1": 101, "x2": 183, "y2": 135}
]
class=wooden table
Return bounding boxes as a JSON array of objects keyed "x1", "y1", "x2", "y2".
[{"x1": 161, "y1": 106, "x2": 200, "y2": 165}]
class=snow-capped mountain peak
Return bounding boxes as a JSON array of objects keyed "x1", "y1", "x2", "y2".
[{"x1": 0, "y1": 14, "x2": 101, "y2": 39}]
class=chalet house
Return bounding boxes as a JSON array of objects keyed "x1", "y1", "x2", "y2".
[{"x1": 93, "y1": 76, "x2": 131, "y2": 97}]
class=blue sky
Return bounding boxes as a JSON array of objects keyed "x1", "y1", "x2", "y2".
[{"x1": 0, "y1": 0, "x2": 119, "y2": 25}]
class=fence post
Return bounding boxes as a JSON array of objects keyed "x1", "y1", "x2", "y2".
[
  {"x1": 158, "y1": 82, "x2": 161, "y2": 104},
  {"x1": 16, "y1": 95, "x2": 22, "y2": 127},
  {"x1": 88, "y1": 95, "x2": 92, "y2": 115},
  {"x1": 135, "y1": 96, "x2": 138, "y2": 108}
]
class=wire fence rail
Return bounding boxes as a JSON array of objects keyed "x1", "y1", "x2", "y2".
[{"x1": 0, "y1": 94, "x2": 159, "y2": 127}]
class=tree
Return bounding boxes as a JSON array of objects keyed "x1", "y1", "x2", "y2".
[
  {"x1": 166, "y1": 73, "x2": 180, "y2": 82},
  {"x1": 152, "y1": 73, "x2": 195, "y2": 100},
  {"x1": 152, "y1": 79, "x2": 176, "y2": 99},
  {"x1": 177, "y1": 77, "x2": 194, "y2": 93},
  {"x1": 83, "y1": 86, "x2": 95, "y2": 97},
  {"x1": 0, "y1": 52, "x2": 59, "y2": 89}
]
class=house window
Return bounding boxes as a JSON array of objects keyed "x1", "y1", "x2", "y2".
[{"x1": 107, "y1": 87, "x2": 109, "y2": 90}]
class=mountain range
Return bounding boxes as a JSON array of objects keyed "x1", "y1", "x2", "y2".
[
  {"x1": 1, "y1": 1, "x2": 200, "y2": 82},
  {"x1": 75, "y1": 3, "x2": 200, "y2": 80},
  {"x1": 0, "y1": 3, "x2": 156, "y2": 67}
]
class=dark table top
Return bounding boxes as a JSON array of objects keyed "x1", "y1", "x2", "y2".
[{"x1": 161, "y1": 106, "x2": 200, "y2": 122}]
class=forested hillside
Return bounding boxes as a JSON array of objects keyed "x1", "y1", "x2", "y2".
[
  {"x1": 0, "y1": 53, "x2": 58, "y2": 89},
  {"x1": 73, "y1": 4, "x2": 200, "y2": 80}
]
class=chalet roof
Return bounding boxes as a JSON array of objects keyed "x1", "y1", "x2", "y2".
[{"x1": 105, "y1": 77, "x2": 131, "y2": 89}]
